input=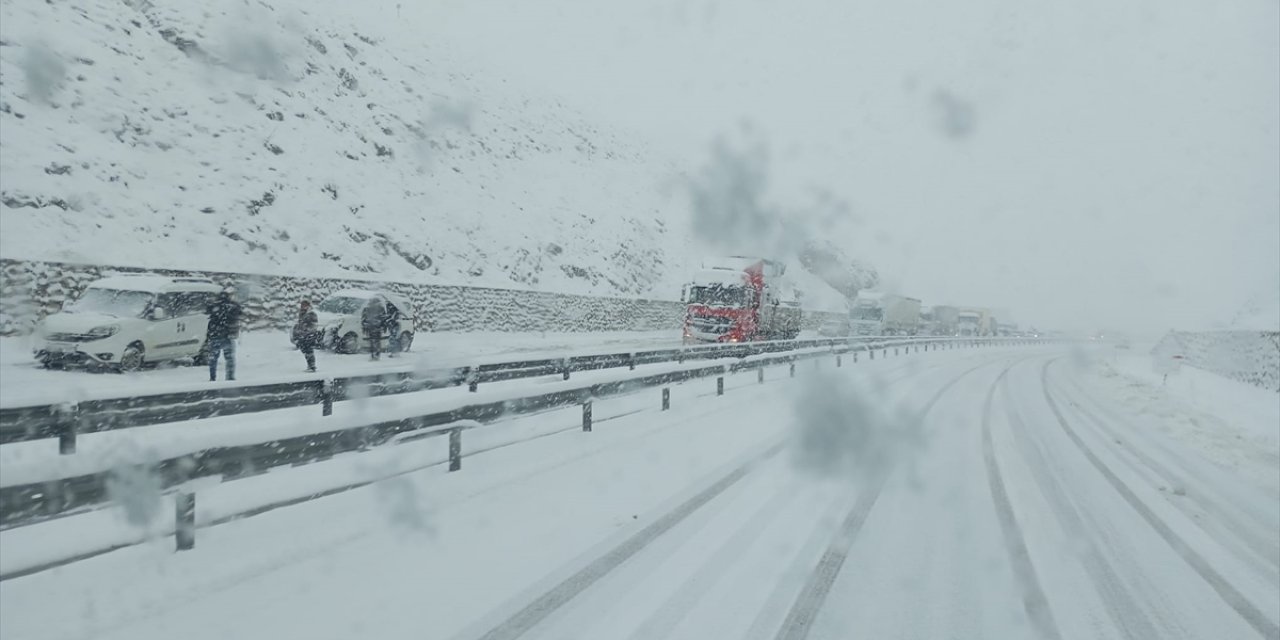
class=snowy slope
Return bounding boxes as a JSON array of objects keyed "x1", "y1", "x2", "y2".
[{"x1": 0, "y1": 0, "x2": 705, "y2": 298}]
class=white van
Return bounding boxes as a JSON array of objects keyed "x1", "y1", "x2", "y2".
[
  {"x1": 34, "y1": 276, "x2": 224, "y2": 371},
  {"x1": 312, "y1": 289, "x2": 416, "y2": 354}
]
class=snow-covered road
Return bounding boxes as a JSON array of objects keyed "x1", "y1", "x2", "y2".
[{"x1": 1, "y1": 345, "x2": 1276, "y2": 640}]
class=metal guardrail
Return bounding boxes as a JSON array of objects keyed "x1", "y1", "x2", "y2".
[
  {"x1": 0, "y1": 335, "x2": 911, "y2": 449},
  {"x1": 0, "y1": 337, "x2": 1044, "y2": 532}
]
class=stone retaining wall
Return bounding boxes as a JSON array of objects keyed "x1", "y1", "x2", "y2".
[{"x1": 0, "y1": 259, "x2": 844, "y2": 336}]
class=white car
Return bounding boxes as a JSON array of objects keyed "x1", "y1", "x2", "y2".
[
  {"x1": 34, "y1": 276, "x2": 224, "y2": 371},
  {"x1": 313, "y1": 289, "x2": 416, "y2": 354}
]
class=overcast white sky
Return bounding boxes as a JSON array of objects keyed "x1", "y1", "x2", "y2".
[{"x1": 401, "y1": 0, "x2": 1278, "y2": 333}]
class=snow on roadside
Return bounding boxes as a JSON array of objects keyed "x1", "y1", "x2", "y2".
[{"x1": 1078, "y1": 348, "x2": 1279, "y2": 490}]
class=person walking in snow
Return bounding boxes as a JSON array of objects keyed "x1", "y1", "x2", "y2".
[
  {"x1": 294, "y1": 299, "x2": 320, "y2": 372},
  {"x1": 205, "y1": 288, "x2": 242, "y2": 381},
  {"x1": 361, "y1": 296, "x2": 386, "y2": 360}
]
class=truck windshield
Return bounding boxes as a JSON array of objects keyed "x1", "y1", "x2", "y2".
[
  {"x1": 851, "y1": 306, "x2": 883, "y2": 321},
  {"x1": 65, "y1": 288, "x2": 154, "y2": 318},
  {"x1": 687, "y1": 285, "x2": 747, "y2": 307}
]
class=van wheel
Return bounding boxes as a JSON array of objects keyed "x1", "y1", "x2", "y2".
[
  {"x1": 398, "y1": 331, "x2": 413, "y2": 352},
  {"x1": 119, "y1": 344, "x2": 145, "y2": 372},
  {"x1": 339, "y1": 332, "x2": 359, "y2": 354},
  {"x1": 193, "y1": 342, "x2": 209, "y2": 366}
]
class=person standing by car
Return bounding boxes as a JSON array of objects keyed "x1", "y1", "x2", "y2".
[
  {"x1": 206, "y1": 288, "x2": 242, "y2": 381},
  {"x1": 383, "y1": 299, "x2": 402, "y2": 357},
  {"x1": 361, "y1": 296, "x2": 386, "y2": 361},
  {"x1": 294, "y1": 299, "x2": 320, "y2": 372}
]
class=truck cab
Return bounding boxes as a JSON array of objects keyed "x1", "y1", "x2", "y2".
[
  {"x1": 682, "y1": 257, "x2": 801, "y2": 343},
  {"x1": 849, "y1": 296, "x2": 884, "y2": 336},
  {"x1": 957, "y1": 310, "x2": 982, "y2": 336}
]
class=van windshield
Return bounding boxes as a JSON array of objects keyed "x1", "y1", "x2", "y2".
[
  {"x1": 66, "y1": 289, "x2": 154, "y2": 318},
  {"x1": 317, "y1": 296, "x2": 369, "y2": 314}
]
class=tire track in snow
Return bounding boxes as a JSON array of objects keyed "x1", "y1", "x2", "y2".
[
  {"x1": 623, "y1": 485, "x2": 799, "y2": 640},
  {"x1": 469, "y1": 441, "x2": 785, "y2": 640},
  {"x1": 462, "y1": 350, "x2": 1013, "y2": 640},
  {"x1": 1053, "y1": 374, "x2": 1280, "y2": 581},
  {"x1": 1000, "y1": 365, "x2": 1162, "y2": 640},
  {"x1": 770, "y1": 358, "x2": 998, "y2": 640},
  {"x1": 1041, "y1": 360, "x2": 1280, "y2": 640},
  {"x1": 981, "y1": 364, "x2": 1063, "y2": 640}
]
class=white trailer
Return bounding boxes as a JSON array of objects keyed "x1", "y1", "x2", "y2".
[{"x1": 849, "y1": 292, "x2": 922, "y2": 336}]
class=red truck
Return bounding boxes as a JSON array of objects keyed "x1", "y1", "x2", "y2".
[{"x1": 682, "y1": 257, "x2": 802, "y2": 343}]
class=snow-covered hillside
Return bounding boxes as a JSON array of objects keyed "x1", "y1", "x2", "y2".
[
  {"x1": 0, "y1": 0, "x2": 692, "y2": 298},
  {"x1": 0, "y1": 0, "x2": 854, "y2": 311}
]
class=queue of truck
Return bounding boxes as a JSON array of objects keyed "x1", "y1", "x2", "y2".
[{"x1": 679, "y1": 256, "x2": 1037, "y2": 343}]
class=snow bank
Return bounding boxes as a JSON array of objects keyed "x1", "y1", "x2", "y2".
[{"x1": 1151, "y1": 331, "x2": 1280, "y2": 392}]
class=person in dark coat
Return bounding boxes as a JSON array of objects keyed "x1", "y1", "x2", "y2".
[
  {"x1": 361, "y1": 296, "x2": 386, "y2": 360},
  {"x1": 383, "y1": 301, "x2": 402, "y2": 357},
  {"x1": 206, "y1": 289, "x2": 242, "y2": 381},
  {"x1": 294, "y1": 300, "x2": 320, "y2": 372}
]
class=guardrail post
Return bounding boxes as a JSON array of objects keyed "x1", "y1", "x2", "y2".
[
  {"x1": 869, "y1": 348, "x2": 874, "y2": 360},
  {"x1": 449, "y1": 428, "x2": 462, "y2": 471},
  {"x1": 562, "y1": 359, "x2": 571, "y2": 381},
  {"x1": 789, "y1": 363, "x2": 796, "y2": 378},
  {"x1": 55, "y1": 402, "x2": 78, "y2": 455},
  {"x1": 175, "y1": 491, "x2": 196, "y2": 551},
  {"x1": 628, "y1": 354, "x2": 636, "y2": 371},
  {"x1": 836, "y1": 355, "x2": 842, "y2": 367},
  {"x1": 582, "y1": 401, "x2": 592, "y2": 432},
  {"x1": 716, "y1": 377, "x2": 724, "y2": 396},
  {"x1": 852, "y1": 350, "x2": 858, "y2": 363},
  {"x1": 662, "y1": 388, "x2": 670, "y2": 411},
  {"x1": 757, "y1": 367, "x2": 764, "y2": 384},
  {"x1": 321, "y1": 379, "x2": 334, "y2": 416},
  {"x1": 883, "y1": 349, "x2": 888, "y2": 358},
  {"x1": 467, "y1": 369, "x2": 479, "y2": 393},
  {"x1": 894, "y1": 347, "x2": 899, "y2": 356}
]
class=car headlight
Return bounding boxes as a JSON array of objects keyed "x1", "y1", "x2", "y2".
[{"x1": 87, "y1": 325, "x2": 119, "y2": 338}]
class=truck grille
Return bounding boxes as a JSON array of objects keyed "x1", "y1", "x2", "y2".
[{"x1": 690, "y1": 316, "x2": 731, "y2": 334}]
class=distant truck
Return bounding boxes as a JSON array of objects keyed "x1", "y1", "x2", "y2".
[
  {"x1": 924, "y1": 305, "x2": 960, "y2": 336},
  {"x1": 849, "y1": 292, "x2": 922, "y2": 336},
  {"x1": 957, "y1": 307, "x2": 996, "y2": 336},
  {"x1": 682, "y1": 257, "x2": 802, "y2": 343}
]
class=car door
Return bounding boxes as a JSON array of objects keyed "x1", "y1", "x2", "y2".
[
  {"x1": 171, "y1": 291, "x2": 210, "y2": 358},
  {"x1": 185, "y1": 292, "x2": 215, "y2": 356},
  {"x1": 145, "y1": 292, "x2": 184, "y2": 361}
]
